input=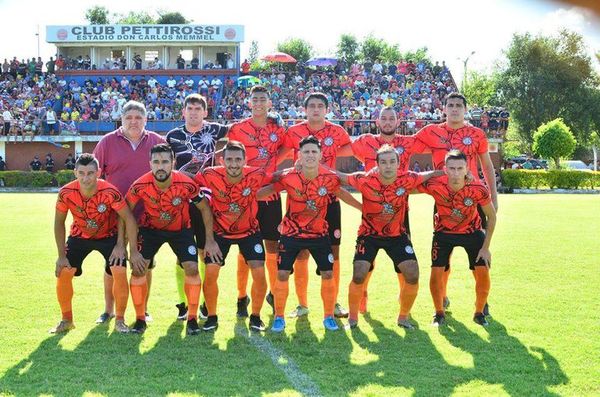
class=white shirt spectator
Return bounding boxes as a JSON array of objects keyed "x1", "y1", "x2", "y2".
[
  {"x1": 211, "y1": 78, "x2": 222, "y2": 89},
  {"x1": 227, "y1": 58, "x2": 234, "y2": 69},
  {"x1": 166, "y1": 77, "x2": 176, "y2": 88},
  {"x1": 185, "y1": 78, "x2": 194, "y2": 88},
  {"x1": 148, "y1": 77, "x2": 158, "y2": 88}
]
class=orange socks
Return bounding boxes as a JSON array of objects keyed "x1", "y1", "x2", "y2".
[
  {"x1": 250, "y1": 267, "x2": 268, "y2": 316},
  {"x1": 348, "y1": 280, "x2": 364, "y2": 322},
  {"x1": 333, "y1": 259, "x2": 341, "y2": 300},
  {"x1": 203, "y1": 265, "x2": 220, "y2": 316},
  {"x1": 111, "y1": 266, "x2": 129, "y2": 321},
  {"x1": 293, "y1": 258, "x2": 309, "y2": 307},
  {"x1": 130, "y1": 276, "x2": 148, "y2": 321},
  {"x1": 265, "y1": 253, "x2": 278, "y2": 291},
  {"x1": 321, "y1": 278, "x2": 336, "y2": 318},
  {"x1": 430, "y1": 268, "x2": 445, "y2": 314},
  {"x1": 184, "y1": 274, "x2": 202, "y2": 320},
  {"x1": 399, "y1": 277, "x2": 418, "y2": 320},
  {"x1": 442, "y1": 267, "x2": 451, "y2": 300},
  {"x1": 274, "y1": 278, "x2": 289, "y2": 317},
  {"x1": 56, "y1": 268, "x2": 76, "y2": 321},
  {"x1": 236, "y1": 253, "x2": 249, "y2": 300},
  {"x1": 473, "y1": 267, "x2": 491, "y2": 313}
]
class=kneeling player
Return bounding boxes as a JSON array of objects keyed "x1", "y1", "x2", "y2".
[
  {"x1": 126, "y1": 144, "x2": 221, "y2": 335},
  {"x1": 418, "y1": 150, "x2": 496, "y2": 326},
  {"x1": 51, "y1": 153, "x2": 143, "y2": 334},
  {"x1": 335, "y1": 145, "x2": 443, "y2": 329},
  {"x1": 194, "y1": 141, "x2": 271, "y2": 332}
]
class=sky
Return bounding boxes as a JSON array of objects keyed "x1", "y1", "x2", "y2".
[{"x1": 0, "y1": 0, "x2": 598, "y2": 83}]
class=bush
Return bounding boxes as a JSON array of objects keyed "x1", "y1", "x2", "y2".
[
  {"x1": 0, "y1": 171, "x2": 54, "y2": 187},
  {"x1": 55, "y1": 170, "x2": 76, "y2": 186},
  {"x1": 501, "y1": 169, "x2": 600, "y2": 189}
]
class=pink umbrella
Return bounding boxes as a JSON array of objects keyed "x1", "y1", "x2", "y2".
[{"x1": 261, "y1": 52, "x2": 297, "y2": 63}]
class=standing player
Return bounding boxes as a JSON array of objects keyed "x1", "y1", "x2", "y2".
[
  {"x1": 194, "y1": 141, "x2": 271, "y2": 331},
  {"x1": 51, "y1": 153, "x2": 143, "y2": 334},
  {"x1": 93, "y1": 100, "x2": 165, "y2": 324},
  {"x1": 350, "y1": 106, "x2": 419, "y2": 313},
  {"x1": 334, "y1": 145, "x2": 443, "y2": 329},
  {"x1": 283, "y1": 92, "x2": 356, "y2": 319},
  {"x1": 165, "y1": 94, "x2": 228, "y2": 320},
  {"x1": 414, "y1": 92, "x2": 498, "y2": 313},
  {"x1": 225, "y1": 85, "x2": 287, "y2": 317},
  {"x1": 417, "y1": 150, "x2": 496, "y2": 326},
  {"x1": 258, "y1": 136, "x2": 352, "y2": 332},
  {"x1": 125, "y1": 144, "x2": 221, "y2": 335}
]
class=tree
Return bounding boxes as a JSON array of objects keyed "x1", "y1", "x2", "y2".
[
  {"x1": 463, "y1": 70, "x2": 501, "y2": 108},
  {"x1": 498, "y1": 30, "x2": 597, "y2": 151},
  {"x1": 533, "y1": 118, "x2": 577, "y2": 168},
  {"x1": 336, "y1": 34, "x2": 359, "y2": 65},
  {"x1": 156, "y1": 12, "x2": 189, "y2": 24},
  {"x1": 276, "y1": 38, "x2": 313, "y2": 63},
  {"x1": 360, "y1": 34, "x2": 386, "y2": 61},
  {"x1": 248, "y1": 40, "x2": 259, "y2": 63},
  {"x1": 402, "y1": 47, "x2": 431, "y2": 65},
  {"x1": 115, "y1": 11, "x2": 156, "y2": 24},
  {"x1": 85, "y1": 6, "x2": 110, "y2": 24},
  {"x1": 380, "y1": 43, "x2": 401, "y2": 64}
]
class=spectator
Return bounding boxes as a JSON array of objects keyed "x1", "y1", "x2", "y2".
[
  {"x1": 0, "y1": 155, "x2": 6, "y2": 171},
  {"x1": 413, "y1": 161, "x2": 421, "y2": 172},
  {"x1": 29, "y1": 155, "x2": 42, "y2": 171},
  {"x1": 45, "y1": 108, "x2": 58, "y2": 135},
  {"x1": 45, "y1": 153, "x2": 55, "y2": 172},
  {"x1": 176, "y1": 54, "x2": 185, "y2": 70},
  {"x1": 241, "y1": 59, "x2": 250, "y2": 75},
  {"x1": 64, "y1": 153, "x2": 75, "y2": 170}
]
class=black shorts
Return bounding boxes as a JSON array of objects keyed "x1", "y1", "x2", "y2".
[
  {"x1": 258, "y1": 197, "x2": 282, "y2": 241},
  {"x1": 205, "y1": 233, "x2": 265, "y2": 266},
  {"x1": 278, "y1": 235, "x2": 334, "y2": 274},
  {"x1": 353, "y1": 234, "x2": 417, "y2": 273},
  {"x1": 138, "y1": 227, "x2": 198, "y2": 264},
  {"x1": 431, "y1": 231, "x2": 488, "y2": 270},
  {"x1": 326, "y1": 199, "x2": 342, "y2": 245},
  {"x1": 189, "y1": 203, "x2": 206, "y2": 249},
  {"x1": 65, "y1": 235, "x2": 125, "y2": 277}
]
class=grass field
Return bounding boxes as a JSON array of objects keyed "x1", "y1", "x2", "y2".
[{"x1": 0, "y1": 193, "x2": 599, "y2": 396}]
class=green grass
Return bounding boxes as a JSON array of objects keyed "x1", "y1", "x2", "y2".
[{"x1": 0, "y1": 193, "x2": 599, "y2": 396}]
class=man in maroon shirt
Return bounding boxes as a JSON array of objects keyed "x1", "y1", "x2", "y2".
[{"x1": 93, "y1": 100, "x2": 165, "y2": 325}]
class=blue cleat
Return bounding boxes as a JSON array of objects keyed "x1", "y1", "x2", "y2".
[
  {"x1": 271, "y1": 316, "x2": 286, "y2": 333},
  {"x1": 323, "y1": 316, "x2": 339, "y2": 331}
]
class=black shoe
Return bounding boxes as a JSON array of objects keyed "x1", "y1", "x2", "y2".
[
  {"x1": 265, "y1": 292, "x2": 275, "y2": 312},
  {"x1": 432, "y1": 313, "x2": 445, "y2": 327},
  {"x1": 176, "y1": 302, "x2": 188, "y2": 321},
  {"x1": 483, "y1": 303, "x2": 490, "y2": 317},
  {"x1": 130, "y1": 319, "x2": 147, "y2": 334},
  {"x1": 249, "y1": 314, "x2": 266, "y2": 332},
  {"x1": 186, "y1": 318, "x2": 201, "y2": 335},
  {"x1": 473, "y1": 312, "x2": 489, "y2": 326},
  {"x1": 199, "y1": 303, "x2": 208, "y2": 320},
  {"x1": 443, "y1": 296, "x2": 450, "y2": 310},
  {"x1": 202, "y1": 315, "x2": 218, "y2": 331},
  {"x1": 237, "y1": 296, "x2": 250, "y2": 318}
]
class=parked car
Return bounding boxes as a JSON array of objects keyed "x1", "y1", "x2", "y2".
[{"x1": 561, "y1": 160, "x2": 592, "y2": 172}]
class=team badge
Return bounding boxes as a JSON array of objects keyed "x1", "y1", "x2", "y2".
[
  {"x1": 258, "y1": 147, "x2": 269, "y2": 159},
  {"x1": 317, "y1": 187, "x2": 328, "y2": 196},
  {"x1": 172, "y1": 197, "x2": 182, "y2": 206},
  {"x1": 405, "y1": 245, "x2": 414, "y2": 254},
  {"x1": 269, "y1": 133, "x2": 278, "y2": 142},
  {"x1": 383, "y1": 202, "x2": 394, "y2": 214},
  {"x1": 96, "y1": 203, "x2": 107, "y2": 213},
  {"x1": 86, "y1": 219, "x2": 98, "y2": 229},
  {"x1": 229, "y1": 203, "x2": 241, "y2": 213},
  {"x1": 395, "y1": 146, "x2": 405, "y2": 155},
  {"x1": 306, "y1": 200, "x2": 317, "y2": 211},
  {"x1": 242, "y1": 187, "x2": 251, "y2": 197},
  {"x1": 395, "y1": 187, "x2": 406, "y2": 196},
  {"x1": 452, "y1": 208, "x2": 463, "y2": 218},
  {"x1": 328, "y1": 253, "x2": 334, "y2": 263},
  {"x1": 463, "y1": 197, "x2": 474, "y2": 206},
  {"x1": 160, "y1": 211, "x2": 172, "y2": 221},
  {"x1": 188, "y1": 245, "x2": 197, "y2": 255},
  {"x1": 323, "y1": 137, "x2": 334, "y2": 146},
  {"x1": 462, "y1": 137, "x2": 473, "y2": 145},
  {"x1": 254, "y1": 244, "x2": 263, "y2": 254}
]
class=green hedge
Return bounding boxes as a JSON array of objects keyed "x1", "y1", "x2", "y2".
[
  {"x1": 501, "y1": 169, "x2": 600, "y2": 189},
  {"x1": 0, "y1": 170, "x2": 76, "y2": 187}
]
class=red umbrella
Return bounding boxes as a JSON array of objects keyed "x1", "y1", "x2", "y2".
[{"x1": 261, "y1": 52, "x2": 297, "y2": 63}]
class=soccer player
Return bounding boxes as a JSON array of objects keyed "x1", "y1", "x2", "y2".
[
  {"x1": 225, "y1": 85, "x2": 287, "y2": 317},
  {"x1": 414, "y1": 92, "x2": 498, "y2": 314},
  {"x1": 165, "y1": 94, "x2": 228, "y2": 320},
  {"x1": 125, "y1": 144, "x2": 221, "y2": 335},
  {"x1": 335, "y1": 145, "x2": 443, "y2": 329},
  {"x1": 93, "y1": 100, "x2": 165, "y2": 324},
  {"x1": 258, "y1": 136, "x2": 351, "y2": 332},
  {"x1": 194, "y1": 141, "x2": 271, "y2": 331},
  {"x1": 350, "y1": 106, "x2": 419, "y2": 313},
  {"x1": 417, "y1": 150, "x2": 496, "y2": 326},
  {"x1": 282, "y1": 92, "x2": 356, "y2": 319},
  {"x1": 51, "y1": 153, "x2": 143, "y2": 334}
]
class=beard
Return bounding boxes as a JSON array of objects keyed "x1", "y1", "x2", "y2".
[{"x1": 153, "y1": 170, "x2": 171, "y2": 182}]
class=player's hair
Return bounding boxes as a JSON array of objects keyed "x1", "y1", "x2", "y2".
[
  {"x1": 223, "y1": 140, "x2": 246, "y2": 158},
  {"x1": 184, "y1": 93, "x2": 208, "y2": 110},
  {"x1": 445, "y1": 149, "x2": 467, "y2": 163},
  {"x1": 444, "y1": 92, "x2": 467, "y2": 107},
  {"x1": 150, "y1": 143, "x2": 174, "y2": 160},
  {"x1": 378, "y1": 106, "x2": 397, "y2": 118},
  {"x1": 122, "y1": 100, "x2": 147, "y2": 117},
  {"x1": 75, "y1": 153, "x2": 99, "y2": 170},
  {"x1": 303, "y1": 92, "x2": 328, "y2": 108},
  {"x1": 376, "y1": 144, "x2": 399, "y2": 163},
  {"x1": 299, "y1": 135, "x2": 321, "y2": 150},
  {"x1": 250, "y1": 85, "x2": 270, "y2": 98}
]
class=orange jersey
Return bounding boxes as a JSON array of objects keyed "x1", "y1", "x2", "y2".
[
  {"x1": 273, "y1": 166, "x2": 341, "y2": 238},
  {"x1": 227, "y1": 118, "x2": 286, "y2": 174},
  {"x1": 284, "y1": 121, "x2": 351, "y2": 168},
  {"x1": 348, "y1": 170, "x2": 423, "y2": 237},
  {"x1": 195, "y1": 166, "x2": 269, "y2": 238},
  {"x1": 417, "y1": 175, "x2": 491, "y2": 234},
  {"x1": 352, "y1": 133, "x2": 417, "y2": 172},
  {"x1": 414, "y1": 123, "x2": 488, "y2": 179},
  {"x1": 56, "y1": 179, "x2": 126, "y2": 240},
  {"x1": 127, "y1": 171, "x2": 201, "y2": 231}
]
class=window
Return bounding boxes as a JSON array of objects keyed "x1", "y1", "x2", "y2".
[
  {"x1": 145, "y1": 51, "x2": 159, "y2": 62},
  {"x1": 180, "y1": 50, "x2": 193, "y2": 61}
]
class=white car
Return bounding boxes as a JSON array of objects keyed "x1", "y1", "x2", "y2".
[{"x1": 561, "y1": 160, "x2": 592, "y2": 172}]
